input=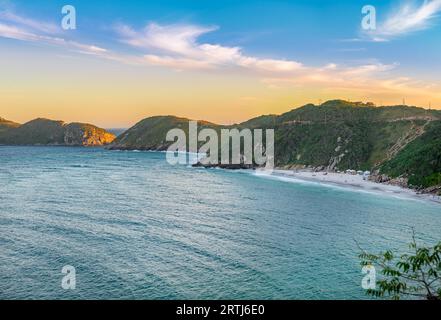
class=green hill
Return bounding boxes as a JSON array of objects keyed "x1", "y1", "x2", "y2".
[
  {"x1": 233, "y1": 100, "x2": 440, "y2": 171},
  {"x1": 109, "y1": 100, "x2": 441, "y2": 192},
  {"x1": 109, "y1": 116, "x2": 220, "y2": 150},
  {"x1": 0, "y1": 117, "x2": 20, "y2": 134},
  {"x1": 0, "y1": 118, "x2": 115, "y2": 146}
]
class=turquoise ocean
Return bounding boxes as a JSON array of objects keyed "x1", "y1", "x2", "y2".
[{"x1": 1, "y1": 146, "x2": 440, "y2": 299}]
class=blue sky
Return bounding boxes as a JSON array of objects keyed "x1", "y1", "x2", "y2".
[
  {"x1": 1, "y1": 0, "x2": 441, "y2": 126},
  {"x1": 5, "y1": 0, "x2": 440, "y2": 68}
]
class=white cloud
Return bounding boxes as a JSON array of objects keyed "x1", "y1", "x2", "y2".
[
  {"x1": 118, "y1": 23, "x2": 218, "y2": 56},
  {"x1": 143, "y1": 54, "x2": 215, "y2": 70},
  {"x1": 342, "y1": 62, "x2": 398, "y2": 76},
  {"x1": 117, "y1": 22, "x2": 303, "y2": 73},
  {"x1": 237, "y1": 57, "x2": 303, "y2": 72},
  {"x1": 261, "y1": 62, "x2": 406, "y2": 95},
  {"x1": 1, "y1": 11, "x2": 438, "y2": 103},
  {"x1": 366, "y1": 0, "x2": 441, "y2": 40}
]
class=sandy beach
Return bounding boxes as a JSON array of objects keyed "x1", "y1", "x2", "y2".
[{"x1": 254, "y1": 169, "x2": 441, "y2": 204}]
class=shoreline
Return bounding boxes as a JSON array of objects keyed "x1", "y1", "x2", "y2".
[
  {"x1": 2, "y1": 145, "x2": 440, "y2": 204},
  {"x1": 256, "y1": 169, "x2": 441, "y2": 204}
]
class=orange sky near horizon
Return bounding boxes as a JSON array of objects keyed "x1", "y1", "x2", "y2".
[
  {"x1": 1, "y1": 43, "x2": 440, "y2": 129},
  {"x1": 3, "y1": 1, "x2": 441, "y2": 129}
]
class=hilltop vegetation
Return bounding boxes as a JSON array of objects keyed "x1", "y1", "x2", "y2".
[
  {"x1": 380, "y1": 121, "x2": 441, "y2": 189},
  {"x1": 0, "y1": 117, "x2": 115, "y2": 146},
  {"x1": 109, "y1": 116, "x2": 220, "y2": 150},
  {"x1": 109, "y1": 100, "x2": 441, "y2": 191}
]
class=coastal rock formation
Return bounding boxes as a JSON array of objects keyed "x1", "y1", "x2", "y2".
[
  {"x1": 421, "y1": 185, "x2": 441, "y2": 196},
  {"x1": 192, "y1": 162, "x2": 256, "y2": 170},
  {"x1": 388, "y1": 177, "x2": 409, "y2": 188},
  {"x1": 0, "y1": 117, "x2": 115, "y2": 146},
  {"x1": 369, "y1": 173, "x2": 408, "y2": 188},
  {"x1": 193, "y1": 154, "x2": 257, "y2": 170},
  {"x1": 64, "y1": 123, "x2": 115, "y2": 146},
  {"x1": 369, "y1": 173, "x2": 391, "y2": 184}
]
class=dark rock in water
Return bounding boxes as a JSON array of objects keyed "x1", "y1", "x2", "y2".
[{"x1": 192, "y1": 162, "x2": 256, "y2": 170}]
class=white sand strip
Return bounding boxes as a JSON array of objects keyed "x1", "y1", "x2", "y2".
[{"x1": 254, "y1": 169, "x2": 441, "y2": 204}]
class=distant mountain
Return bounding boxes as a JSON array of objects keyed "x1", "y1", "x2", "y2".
[
  {"x1": 0, "y1": 117, "x2": 20, "y2": 133},
  {"x1": 109, "y1": 100, "x2": 441, "y2": 193},
  {"x1": 106, "y1": 128, "x2": 127, "y2": 137},
  {"x1": 0, "y1": 118, "x2": 115, "y2": 146}
]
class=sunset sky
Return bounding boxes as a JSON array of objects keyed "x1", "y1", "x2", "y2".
[{"x1": 1, "y1": 0, "x2": 441, "y2": 128}]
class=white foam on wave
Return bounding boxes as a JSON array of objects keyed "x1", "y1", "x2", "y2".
[{"x1": 249, "y1": 169, "x2": 431, "y2": 203}]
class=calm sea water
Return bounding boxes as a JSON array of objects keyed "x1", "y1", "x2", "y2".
[{"x1": 0, "y1": 146, "x2": 440, "y2": 300}]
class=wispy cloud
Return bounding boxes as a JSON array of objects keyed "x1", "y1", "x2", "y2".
[
  {"x1": 116, "y1": 22, "x2": 425, "y2": 98},
  {"x1": 365, "y1": 0, "x2": 441, "y2": 41},
  {"x1": 116, "y1": 22, "x2": 303, "y2": 73},
  {"x1": 0, "y1": 10, "x2": 59, "y2": 34},
  {"x1": 262, "y1": 62, "x2": 398, "y2": 87},
  {"x1": 0, "y1": 9, "x2": 108, "y2": 56},
  {"x1": 0, "y1": 10, "x2": 438, "y2": 103},
  {"x1": 262, "y1": 61, "x2": 441, "y2": 104}
]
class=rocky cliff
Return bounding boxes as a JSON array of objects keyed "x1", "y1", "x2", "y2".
[{"x1": 64, "y1": 123, "x2": 116, "y2": 146}]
